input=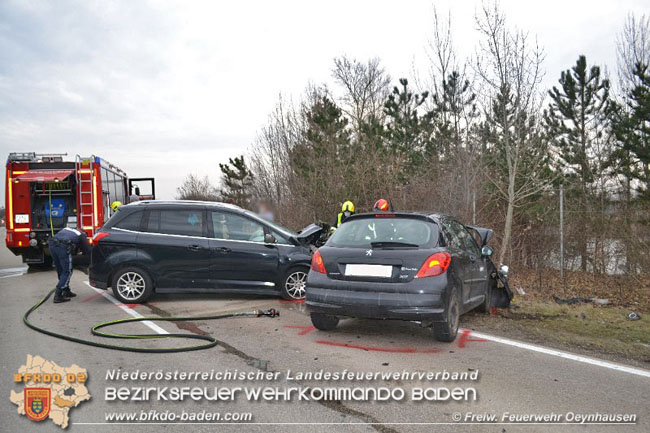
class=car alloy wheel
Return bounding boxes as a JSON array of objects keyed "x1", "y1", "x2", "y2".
[
  {"x1": 116, "y1": 271, "x2": 147, "y2": 301},
  {"x1": 284, "y1": 270, "x2": 308, "y2": 299}
]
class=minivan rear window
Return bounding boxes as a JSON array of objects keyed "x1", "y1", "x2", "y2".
[
  {"x1": 147, "y1": 209, "x2": 204, "y2": 237},
  {"x1": 328, "y1": 217, "x2": 437, "y2": 248}
]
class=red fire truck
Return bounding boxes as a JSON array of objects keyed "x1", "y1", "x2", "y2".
[{"x1": 5, "y1": 152, "x2": 154, "y2": 267}]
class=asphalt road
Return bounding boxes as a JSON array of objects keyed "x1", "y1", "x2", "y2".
[{"x1": 1, "y1": 228, "x2": 649, "y2": 433}]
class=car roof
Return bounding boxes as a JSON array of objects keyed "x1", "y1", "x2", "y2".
[
  {"x1": 124, "y1": 200, "x2": 242, "y2": 210},
  {"x1": 345, "y1": 211, "x2": 445, "y2": 221}
]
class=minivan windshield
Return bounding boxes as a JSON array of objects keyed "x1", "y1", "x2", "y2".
[{"x1": 328, "y1": 217, "x2": 438, "y2": 249}]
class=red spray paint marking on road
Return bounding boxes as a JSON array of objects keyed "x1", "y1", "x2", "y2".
[
  {"x1": 457, "y1": 329, "x2": 487, "y2": 348},
  {"x1": 285, "y1": 323, "x2": 487, "y2": 354},
  {"x1": 81, "y1": 292, "x2": 104, "y2": 303},
  {"x1": 315, "y1": 340, "x2": 441, "y2": 354},
  {"x1": 284, "y1": 325, "x2": 316, "y2": 335},
  {"x1": 121, "y1": 302, "x2": 156, "y2": 309},
  {"x1": 279, "y1": 299, "x2": 305, "y2": 304}
]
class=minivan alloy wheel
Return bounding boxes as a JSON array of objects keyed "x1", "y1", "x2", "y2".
[
  {"x1": 285, "y1": 270, "x2": 308, "y2": 299},
  {"x1": 116, "y1": 272, "x2": 146, "y2": 301}
]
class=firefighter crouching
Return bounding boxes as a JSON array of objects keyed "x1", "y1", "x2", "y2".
[{"x1": 48, "y1": 226, "x2": 91, "y2": 304}]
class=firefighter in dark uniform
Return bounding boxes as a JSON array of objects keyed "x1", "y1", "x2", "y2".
[{"x1": 48, "y1": 227, "x2": 91, "y2": 304}]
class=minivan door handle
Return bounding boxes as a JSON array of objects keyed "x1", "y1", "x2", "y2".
[
  {"x1": 213, "y1": 246, "x2": 231, "y2": 253},
  {"x1": 188, "y1": 244, "x2": 203, "y2": 251}
]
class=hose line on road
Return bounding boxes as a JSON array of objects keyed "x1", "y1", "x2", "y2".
[{"x1": 23, "y1": 288, "x2": 280, "y2": 353}]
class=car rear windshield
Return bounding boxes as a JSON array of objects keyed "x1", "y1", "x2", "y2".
[{"x1": 328, "y1": 217, "x2": 438, "y2": 248}]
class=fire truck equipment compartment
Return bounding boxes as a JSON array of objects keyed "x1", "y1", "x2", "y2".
[{"x1": 14, "y1": 169, "x2": 74, "y2": 183}]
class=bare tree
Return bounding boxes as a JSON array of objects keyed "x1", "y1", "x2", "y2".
[
  {"x1": 331, "y1": 56, "x2": 391, "y2": 132},
  {"x1": 249, "y1": 94, "x2": 306, "y2": 225},
  {"x1": 418, "y1": 6, "x2": 481, "y2": 221},
  {"x1": 176, "y1": 174, "x2": 218, "y2": 201},
  {"x1": 616, "y1": 13, "x2": 650, "y2": 93},
  {"x1": 474, "y1": 2, "x2": 552, "y2": 265}
]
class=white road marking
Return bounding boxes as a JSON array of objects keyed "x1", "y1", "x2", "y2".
[
  {"x1": 83, "y1": 281, "x2": 168, "y2": 335},
  {"x1": 0, "y1": 266, "x2": 28, "y2": 278},
  {"x1": 465, "y1": 328, "x2": 650, "y2": 379}
]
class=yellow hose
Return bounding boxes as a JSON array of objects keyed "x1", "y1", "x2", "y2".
[{"x1": 49, "y1": 189, "x2": 54, "y2": 237}]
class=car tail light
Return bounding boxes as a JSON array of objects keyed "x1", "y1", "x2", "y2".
[
  {"x1": 415, "y1": 252, "x2": 451, "y2": 278},
  {"x1": 311, "y1": 250, "x2": 327, "y2": 274},
  {"x1": 93, "y1": 232, "x2": 110, "y2": 243}
]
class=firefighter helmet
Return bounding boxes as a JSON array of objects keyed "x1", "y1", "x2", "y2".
[
  {"x1": 110, "y1": 201, "x2": 122, "y2": 212},
  {"x1": 341, "y1": 200, "x2": 355, "y2": 213},
  {"x1": 373, "y1": 198, "x2": 392, "y2": 212}
]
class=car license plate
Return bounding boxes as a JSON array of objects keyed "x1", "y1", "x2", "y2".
[{"x1": 345, "y1": 264, "x2": 393, "y2": 278}]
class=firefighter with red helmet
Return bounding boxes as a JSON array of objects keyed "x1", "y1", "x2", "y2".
[{"x1": 373, "y1": 198, "x2": 392, "y2": 212}]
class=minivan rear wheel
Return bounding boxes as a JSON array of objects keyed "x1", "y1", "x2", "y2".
[
  {"x1": 311, "y1": 312, "x2": 339, "y2": 331},
  {"x1": 433, "y1": 287, "x2": 460, "y2": 342},
  {"x1": 281, "y1": 267, "x2": 308, "y2": 300},
  {"x1": 112, "y1": 267, "x2": 153, "y2": 304}
]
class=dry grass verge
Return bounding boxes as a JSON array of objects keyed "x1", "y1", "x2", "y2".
[{"x1": 464, "y1": 299, "x2": 650, "y2": 366}]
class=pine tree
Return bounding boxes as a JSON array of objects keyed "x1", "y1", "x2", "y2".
[
  {"x1": 544, "y1": 55, "x2": 612, "y2": 270},
  {"x1": 612, "y1": 62, "x2": 650, "y2": 200},
  {"x1": 219, "y1": 155, "x2": 253, "y2": 208},
  {"x1": 430, "y1": 71, "x2": 477, "y2": 157},
  {"x1": 545, "y1": 55, "x2": 611, "y2": 189},
  {"x1": 383, "y1": 78, "x2": 435, "y2": 176},
  {"x1": 290, "y1": 93, "x2": 352, "y2": 220}
]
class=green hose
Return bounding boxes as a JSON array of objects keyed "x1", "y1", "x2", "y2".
[{"x1": 24, "y1": 289, "x2": 279, "y2": 353}]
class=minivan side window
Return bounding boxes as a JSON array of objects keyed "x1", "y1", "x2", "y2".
[
  {"x1": 147, "y1": 209, "x2": 204, "y2": 237},
  {"x1": 211, "y1": 211, "x2": 265, "y2": 242},
  {"x1": 114, "y1": 211, "x2": 143, "y2": 231}
]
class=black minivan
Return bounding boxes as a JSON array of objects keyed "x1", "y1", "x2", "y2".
[{"x1": 89, "y1": 201, "x2": 322, "y2": 303}]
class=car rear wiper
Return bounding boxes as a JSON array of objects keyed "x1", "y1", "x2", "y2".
[{"x1": 370, "y1": 241, "x2": 419, "y2": 249}]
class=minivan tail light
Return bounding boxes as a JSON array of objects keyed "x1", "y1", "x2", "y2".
[
  {"x1": 311, "y1": 250, "x2": 327, "y2": 274},
  {"x1": 415, "y1": 252, "x2": 451, "y2": 278},
  {"x1": 93, "y1": 232, "x2": 110, "y2": 243}
]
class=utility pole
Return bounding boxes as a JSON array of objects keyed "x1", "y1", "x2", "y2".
[
  {"x1": 472, "y1": 190, "x2": 476, "y2": 225},
  {"x1": 560, "y1": 185, "x2": 566, "y2": 288}
]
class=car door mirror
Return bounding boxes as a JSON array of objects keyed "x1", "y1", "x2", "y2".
[
  {"x1": 481, "y1": 246, "x2": 493, "y2": 256},
  {"x1": 264, "y1": 233, "x2": 277, "y2": 244}
]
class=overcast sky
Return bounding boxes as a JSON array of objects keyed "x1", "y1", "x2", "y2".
[{"x1": 1, "y1": 0, "x2": 647, "y2": 203}]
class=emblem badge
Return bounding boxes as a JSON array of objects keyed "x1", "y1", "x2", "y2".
[
  {"x1": 25, "y1": 388, "x2": 51, "y2": 422},
  {"x1": 366, "y1": 249, "x2": 372, "y2": 256}
]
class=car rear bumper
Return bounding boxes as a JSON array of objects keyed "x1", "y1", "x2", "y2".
[
  {"x1": 89, "y1": 251, "x2": 110, "y2": 289},
  {"x1": 306, "y1": 272, "x2": 447, "y2": 322}
]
